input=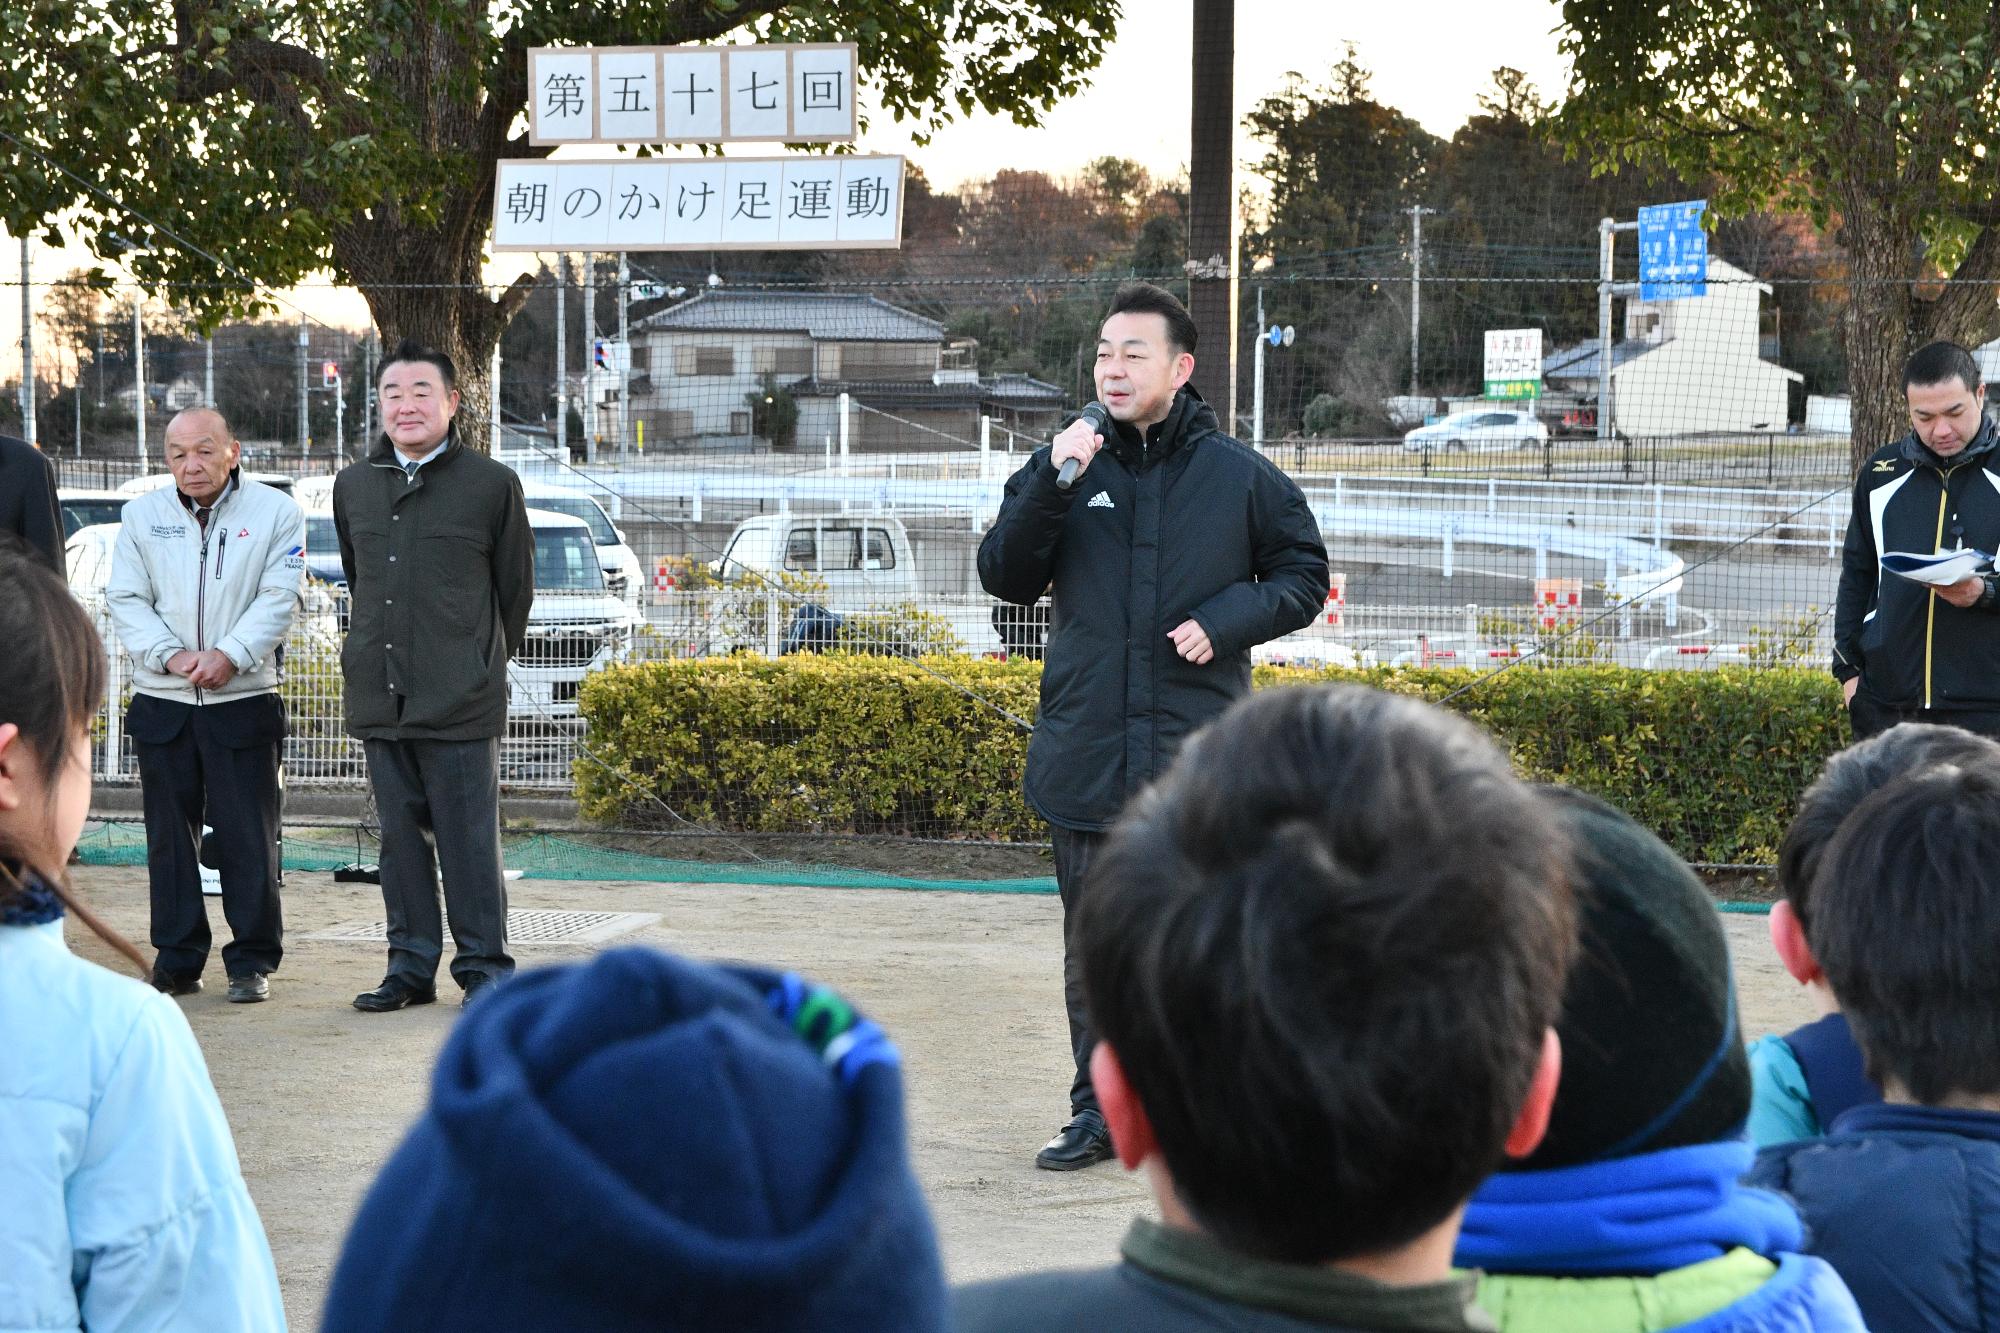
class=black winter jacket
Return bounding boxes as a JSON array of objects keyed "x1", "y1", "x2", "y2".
[
  {"x1": 1748, "y1": 1101, "x2": 2000, "y2": 1333},
  {"x1": 1834, "y1": 419, "x2": 2000, "y2": 710},
  {"x1": 333, "y1": 433, "x2": 534, "y2": 741},
  {"x1": 0, "y1": 434, "x2": 64, "y2": 576},
  {"x1": 978, "y1": 389, "x2": 1329, "y2": 831}
]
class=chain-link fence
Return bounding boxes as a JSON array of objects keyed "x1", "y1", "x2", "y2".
[{"x1": 33, "y1": 254, "x2": 1959, "y2": 870}]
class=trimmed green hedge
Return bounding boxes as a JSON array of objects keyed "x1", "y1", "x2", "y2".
[{"x1": 576, "y1": 657, "x2": 1849, "y2": 865}]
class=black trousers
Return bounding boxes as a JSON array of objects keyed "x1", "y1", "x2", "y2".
[
  {"x1": 1053, "y1": 824, "x2": 1108, "y2": 1119},
  {"x1": 129, "y1": 692, "x2": 285, "y2": 979},
  {"x1": 363, "y1": 736, "x2": 513, "y2": 987},
  {"x1": 1849, "y1": 687, "x2": 2000, "y2": 740}
]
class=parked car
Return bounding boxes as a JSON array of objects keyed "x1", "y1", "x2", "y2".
[
  {"x1": 1401, "y1": 409, "x2": 1549, "y2": 453},
  {"x1": 57, "y1": 489, "x2": 130, "y2": 538},
  {"x1": 507, "y1": 509, "x2": 641, "y2": 720},
  {"x1": 519, "y1": 482, "x2": 644, "y2": 612}
]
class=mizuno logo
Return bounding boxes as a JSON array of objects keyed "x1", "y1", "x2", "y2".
[
  {"x1": 1086, "y1": 491, "x2": 1115, "y2": 509},
  {"x1": 1874, "y1": 460, "x2": 1898, "y2": 472}
]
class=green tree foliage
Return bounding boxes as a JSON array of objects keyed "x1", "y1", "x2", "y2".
[
  {"x1": 1245, "y1": 48, "x2": 1441, "y2": 267},
  {"x1": 1556, "y1": 0, "x2": 2000, "y2": 463},
  {"x1": 747, "y1": 373, "x2": 800, "y2": 449},
  {"x1": 1, "y1": 0, "x2": 1121, "y2": 451}
]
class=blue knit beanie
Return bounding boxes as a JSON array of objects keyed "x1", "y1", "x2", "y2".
[{"x1": 320, "y1": 947, "x2": 946, "y2": 1332}]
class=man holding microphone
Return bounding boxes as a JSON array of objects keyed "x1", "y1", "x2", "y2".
[{"x1": 979, "y1": 282, "x2": 1330, "y2": 1170}]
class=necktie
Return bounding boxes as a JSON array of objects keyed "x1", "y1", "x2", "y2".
[
  {"x1": 405, "y1": 461, "x2": 420, "y2": 482},
  {"x1": 195, "y1": 506, "x2": 212, "y2": 532}
]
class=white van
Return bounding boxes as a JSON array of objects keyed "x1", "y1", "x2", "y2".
[{"x1": 711, "y1": 514, "x2": 920, "y2": 609}]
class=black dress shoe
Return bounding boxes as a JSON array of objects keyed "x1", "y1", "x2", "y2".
[
  {"x1": 1035, "y1": 1114, "x2": 1115, "y2": 1171},
  {"x1": 459, "y1": 973, "x2": 497, "y2": 1008},
  {"x1": 352, "y1": 975, "x2": 438, "y2": 1012},
  {"x1": 149, "y1": 970, "x2": 202, "y2": 997},
  {"x1": 226, "y1": 973, "x2": 270, "y2": 1004}
]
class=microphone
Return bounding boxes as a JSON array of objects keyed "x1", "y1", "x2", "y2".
[{"x1": 1055, "y1": 401, "x2": 1115, "y2": 491}]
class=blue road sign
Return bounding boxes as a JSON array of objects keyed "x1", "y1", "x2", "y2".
[{"x1": 1638, "y1": 200, "x2": 1707, "y2": 300}]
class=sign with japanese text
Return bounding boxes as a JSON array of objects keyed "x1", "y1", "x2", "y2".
[
  {"x1": 1483, "y1": 328, "x2": 1542, "y2": 399},
  {"x1": 490, "y1": 155, "x2": 904, "y2": 251},
  {"x1": 528, "y1": 44, "x2": 857, "y2": 145},
  {"x1": 1638, "y1": 200, "x2": 1708, "y2": 301}
]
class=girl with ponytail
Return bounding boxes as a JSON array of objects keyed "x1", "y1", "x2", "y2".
[{"x1": 0, "y1": 543, "x2": 287, "y2": 1331}]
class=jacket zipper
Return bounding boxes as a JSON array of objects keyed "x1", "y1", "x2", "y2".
[
  {"x1": 195, "y1": 517, "x2": 210, "y2": 706},
  {"x1": 1924, "y1": 464, "x2": 1960, "y2": 709}
]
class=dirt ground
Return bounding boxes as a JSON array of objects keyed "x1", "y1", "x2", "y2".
[{"x1": 62, "y1": 865, "x2": 1817, "y2": 1331}]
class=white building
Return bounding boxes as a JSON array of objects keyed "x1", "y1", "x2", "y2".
[
  {"x1": 622, "y1": 291, "x2": 1063, "y2": 452},
  {"x1": 1543, "y1": 257, "x2": 1802, "y2": 436}
]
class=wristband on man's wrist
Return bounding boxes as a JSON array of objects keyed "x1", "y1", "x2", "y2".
[{"x1": 1981, "y1": 573, "x2": 2000, "y2": 610}]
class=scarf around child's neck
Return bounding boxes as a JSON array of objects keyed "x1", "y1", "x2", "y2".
[
  {"x1": 0, "y1": 860, "x2": 65, "y2": 927},
  {"x1": 1454, "y1": 1139, "x2": 1803, "y2": 1276}
]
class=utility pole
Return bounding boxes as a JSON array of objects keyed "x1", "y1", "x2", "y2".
[
  {"x1": 617, "y1": 253, "x2": 631, "y2": 464},
  {"x1": 1187, "y1": 0, "x2": 1238, "y2": 420},
  {"x1": 19, "y1": 236, "x2": 34, "y2": 448},
  {"x1": 132, "y1": 292, "x2": 145, "y2": 465},
  {"x1": 581, "y1": 253, "x2": 597, "y2": 464},
  {"x1": 555, "y1": 255, "x2": 568, "y2": 461},
  {"x1": 1408, "y1": 205, "x2": 1435, "y2": 397},
  {"x1": 296, "y1": 315, "x2": 310, "y2": 457},
  {"x1": 204, "y1": 332, "x2": 214, "y2": 405},
  {"x1": 363, "y1": 329, "x2": 378, "y2": 447}
]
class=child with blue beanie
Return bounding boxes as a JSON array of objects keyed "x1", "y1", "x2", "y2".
[
  {"x1": 320, "y1": 947, "x2": 945, "y2": 1332},
  {"x1": 1458, "y1": 788, "x2": 1866, "y2": 1332}
]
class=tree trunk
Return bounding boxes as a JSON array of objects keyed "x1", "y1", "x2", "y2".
[
  {"x1": 1840, "y1": 206, "x2": 1916, "y2": 473},
  {"x1": 359, "y1": 281, "x2": 508, "y2": 455}
]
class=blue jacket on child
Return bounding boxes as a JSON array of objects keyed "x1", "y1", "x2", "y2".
[
  {"x1": 1746, "y1": 1012, "x2": 1883, "y2": 1147},
  {"x1": 0, "y1": 907, "x2": 286, "y2": 1332},
  {"x1": 1750, "y1": 1101, "x2": 2000, "y2": 1332}
]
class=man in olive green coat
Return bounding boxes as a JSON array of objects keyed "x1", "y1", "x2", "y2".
[{"x1": 334, "y1": 340, "x2": 534, "y2": 1012}]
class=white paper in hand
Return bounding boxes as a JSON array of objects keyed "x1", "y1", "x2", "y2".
[{"x1": 1881, "y1": 548, "x2": 1995, "y2": 586}]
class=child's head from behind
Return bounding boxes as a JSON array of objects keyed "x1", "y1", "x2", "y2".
[
  {"x1": 1079, "y1": 684, "x2": 1575, "y2": 1266},
  {"x1": 1777, "y1": 723, "x2": 2000, "y2": 933},
  {"x1": 0, "y1": 544, "x2": 104, "y2": 884},
  {"x1": 1813, "y1": 758, "x2": 2000, "y2": 1106}
]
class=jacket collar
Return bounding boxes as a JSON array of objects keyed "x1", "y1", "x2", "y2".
[
  {"x1": 1106, "y1": 387, "x2": 1217, "y2": 472},
  {"x1": 369, "y1": 425, "x2": 462, "y2": 472},
  {"x1": 1121, "y1": 1219, "x2": 1494, "y2": 1332},
  {"x1": 1831, "y1": 1099, "x2": 2000, "y2": 1142},
  {"x1": 177, "y1": 468, "x2": 240, "y2": 515},
  {"x1": 1897, "y1": 415, "x2": 1999, "y2": 470}
]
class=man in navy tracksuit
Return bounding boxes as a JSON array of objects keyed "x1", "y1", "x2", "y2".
[
  {"x1": 978, "y1": 283, "x2": 1329, "y2": 1170},
  {"x1": 1834, "y1": 341, "x2": 2000, "y2": 738}
]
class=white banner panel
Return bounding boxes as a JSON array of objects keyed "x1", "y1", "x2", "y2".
[
  {"x1": 528, "y1": 44, "x2": 857, "y2": 145},
  {"x1": 492, "y1": 155, "x2": 904, "y2": 251}
]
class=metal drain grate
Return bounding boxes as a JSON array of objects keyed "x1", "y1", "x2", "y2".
[{"x1": 301, "y1": 909, "x2": 658, "y2": 946}]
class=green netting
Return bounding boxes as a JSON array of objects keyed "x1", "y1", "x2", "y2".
[
  {"x1": 74, "y1": 822, "x2": 1061, "y2": 894},
  {"x1": 74, "y1": 821, "x2": 1770, "y2": 908}
]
